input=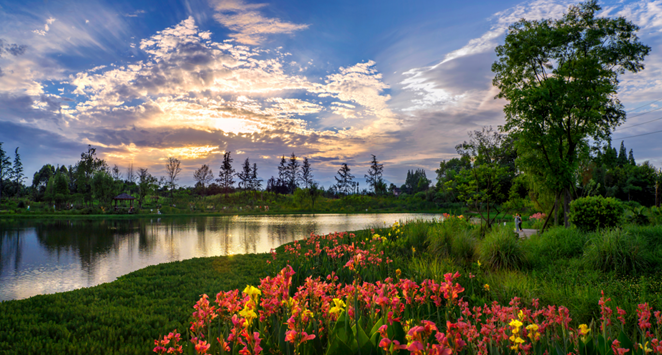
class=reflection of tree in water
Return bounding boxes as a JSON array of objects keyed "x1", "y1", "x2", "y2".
[
  {"x1": 0, "y1": 229, "x2": 24, "y2": 276},
  {"x1": 239, "y1": 221, "x2": 260, "y2": 254}
]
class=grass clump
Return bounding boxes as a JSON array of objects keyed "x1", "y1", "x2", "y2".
[
  {"x1": 478, "y1": 226, "x2": 526, "y2": 270},
  {"x1": 583, "y1": 228, "x2": 652, "y2": 274}
]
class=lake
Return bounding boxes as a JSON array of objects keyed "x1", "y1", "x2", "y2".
[{"x1": 0, "y1": 213, "x2": 443, "y2": 301}]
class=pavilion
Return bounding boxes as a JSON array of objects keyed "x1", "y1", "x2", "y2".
[{"x1": 113, "y1": 193, "x2": 136, "y2": 209}]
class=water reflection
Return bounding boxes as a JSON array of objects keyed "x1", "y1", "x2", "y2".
[{"x1": 0, "y1": 213, "x2": 442, "y2": 301}]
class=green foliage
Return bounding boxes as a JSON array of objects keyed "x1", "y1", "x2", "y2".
[
  {"x1": 569, "y1": 196, "x2": 623, "y2": 231},
  {"x1": 583, "y1": 228, "x2": 652, "y2": 274},
  {"x1": 478, "y1": 226, "x2": 526, "y2": 270},
  {"x1": 522, "y1": 226, "x2": 588, "y2": 265}
]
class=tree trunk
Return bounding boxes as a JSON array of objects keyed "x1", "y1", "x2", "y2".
[
  {"x1": 541, "y1": 191, "x2": 559, "y2": 233},
  {"x1": 563, "y1": 188, "x2": 571, "y2": 228},
  {"x1": 554, "y1": 194, "x2": 559, "y2": 226}
]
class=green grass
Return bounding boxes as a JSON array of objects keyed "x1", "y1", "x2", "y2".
[{"x1": 0, "y1": 254, "x2": 270, "y2": 355}]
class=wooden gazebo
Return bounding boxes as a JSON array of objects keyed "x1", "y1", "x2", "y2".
[{"x1": 113, "y1": 193, "x2": 136, "y2": 208}]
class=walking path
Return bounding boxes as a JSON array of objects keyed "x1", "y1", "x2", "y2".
[{"x1": 517, "y1": 229, "x2": 538, "y2": 239}]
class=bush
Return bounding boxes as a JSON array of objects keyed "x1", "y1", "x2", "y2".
[
  {"x1": 450, "y1": 229, "x2": 478, "y2": 262},
  {"x1": 569, "y1": 196, "x2": 623, "y2": 231},
  {"x1": 583, "y1": 228, "x2": 652, "y2": 274},
  {"x1": 478, "y1": 227, "x2": 526, "y2": 270}
]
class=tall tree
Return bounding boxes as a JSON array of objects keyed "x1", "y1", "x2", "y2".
[
  {"x1": 628, "y1": 149, "x2": 636, "y2": 166},
  {"x1": 217, "y1": 151, "x2": 235, "y2": 197},
  {"x1": 365, "y1": 154, "x2": 384, "y2": 194},
  {"x1": 617, "y1": 141, "x2": 628, "y2": 167},
  {"x1": 492, "y1": 0, "x2": 650, "y2": 228},
  {"x1": 111, "y1": 164, "x2": 123, "y2": 181},
  {"x1": 126, "y1": 162, "x2": 136, "y2": 183},
  {"x1": 250, "y1": 163, "x2": 262, "y2": 191},
  {"x1": 11, "y1": 147, "x2": 24, "y2": 197},
  {"x1": 277, "y1": 156, "x2": 287, "y2": 183},
  {"x1": 193, "y1": 164, "x2": 214, "y2": 194},
  {"x1": 91, "y1": 171, "x2": 116, "y2": 208},
  {"x1": 165, "y1": 157, "x2": 182, "y2": 201},
  {"x1": 308, "y1": 181, "x2": 321, "y2": 211},
  {"x1": 334, "y1": 163, "x2": 355, "y2": 195},
  {"x1": 137, "y1": 168, "x2": 157, "y2": 208},
  {"x1": 300, "y1": 157, "x2": 313, "y2": 188},
  {"x1": 0, "y1": 143, "x2": 12, "y2": 202},
  {"x1": 236, "y1": 158, "x2": 253, "y2": 190},
  {"x1": 75, "y1": 145, "x2": 107, "y2": 206},
  {"x1": 286, "y1": 152, "x2": 300, "y2": 193},
  {"x1": 32, "y1": 164, "x2": 55, "y2": 201}
]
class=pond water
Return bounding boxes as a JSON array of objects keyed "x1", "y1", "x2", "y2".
[{"x1": 0, "y1": 213, "x2": 443, "y2": 301}]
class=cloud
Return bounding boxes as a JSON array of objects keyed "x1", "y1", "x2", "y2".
[
  {"x1": 123, "y1": 10, "x2": 146, "y2": 18},
  {"x1": 210, "y1": 0, "x2": 308, "y2": 45}
]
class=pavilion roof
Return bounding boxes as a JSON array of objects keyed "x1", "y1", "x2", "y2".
[{"x1": 113, "y1": 193, "x2": 136, "y2": 200}]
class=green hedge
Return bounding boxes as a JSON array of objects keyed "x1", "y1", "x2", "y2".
[{"x1": 569, "y1": 196, "x2": 623, "y2": 231}]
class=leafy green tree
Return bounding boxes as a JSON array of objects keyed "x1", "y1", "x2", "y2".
[
  {"x1": 492, "y1": 1, "x2": 650, "y2": 228},
  {"x1": 334, "y1": 163, "x2": 354, "y2": 195},
  {"x1": 455, "y1": 163, "x2": 508, "y2": 228},
  {"x1": 617, "y1": 141, "x2": 628, "y2": 167},
  {"x1": 217, "y1": 151, "x2": 235, "y2": 197},
  {"x1": 45, "y1": 171, "x2": 70, "y2": 208},
  {"x1": 436, "y1": 156, "x2": 471, "y2": 202},
  {"x1": 365, "y1": 154, "x2": 384, "y2": 195},
  {"x1": 91, "y1": 171, "x2": 116, "y2": 208},
  {"x1": 137, "y1": 168, "x2": 157, "y2": 208},
  {"x1": 0, "y1": 143, "x2": 12, "y2": 202},
  {"x1": 308, "y1": 182, "x2": 321, "y2": 211},
  {"x1": 75, "y1": 145, "x2": 107, "y2": 206},
  {"x1": 32, "y1": 164, "x2": 55, "y2": 201}
]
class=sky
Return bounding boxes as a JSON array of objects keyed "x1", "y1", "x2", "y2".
[{"x1": 1, "y1": 0, "x2": 661, "y2": 188}]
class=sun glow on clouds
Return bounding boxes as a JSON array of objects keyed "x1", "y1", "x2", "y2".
[{"x1": 56, "y1": 15, "x2": 399, "y2": 167}]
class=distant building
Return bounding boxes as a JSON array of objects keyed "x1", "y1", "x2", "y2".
[{"x1": 393, "y1": 188, "x2": 401, "y2": 197}]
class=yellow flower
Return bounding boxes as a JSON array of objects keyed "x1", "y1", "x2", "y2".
[
  {"x1": 243, "y1": 285, "x2": 262, "y2": 298},
  {"x1": 239, "y1": 305, "x2": 257, "y2": 327},
  {"x1": 477, "y1": 260, "x2": 481, "y2": 267},
  {"x1": 484, "y1": 284, "x2": 490, "y2": 291},
  {"x1": 509, "y1": 335, "x2": 525, "y2": 350},
  {"x1": 640, "y1": 342, "x2": 653, "y2": 353},
  {"x1": 412, "y1": 247, "x2": 416, "y2": 253},
  {"x1": 509, "y1": 319, "x2": 523, "y2": 329},
  {"x1": 396, "y1": 269, "x2": 402, "y2": 277},
  {"x1": 526, "y1": 324, "x2": 540, "y2": 342},
  {"x1": 329, "y1": 298, "x2": 346, "y2": 317},
  {"x1": 518, "y1": 310, "x2": 525, "y2": 321},
  {"x1": 578, "y1": 324, "x2": 590, "y2": 336}
]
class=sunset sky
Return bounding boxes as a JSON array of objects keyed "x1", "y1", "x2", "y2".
[{"x1": 1, "y1": 0, "x2": 661, "y2": 188}]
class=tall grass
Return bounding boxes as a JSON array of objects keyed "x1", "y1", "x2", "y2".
[
  {"x1": 478, "y1": 226, "x2": 527, "y2": 270},
  {"x1": 583, "y1": 228, "x2": 652, "y2": 274},
  {"x1": 522, "y1": 227, "x2": 589, "y2": 267}
]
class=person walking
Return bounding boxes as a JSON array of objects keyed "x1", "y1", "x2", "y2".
[
  {"x1": 514, "y1": 213, "x2": 521, "y2": 233},
  {"x1": 517, "y1": 214, "x2": 523, "y2": 232}
]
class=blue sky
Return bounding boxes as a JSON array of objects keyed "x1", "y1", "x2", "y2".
[{"x1": 0, "y1": 0, "x2": 661, "y2": 188}]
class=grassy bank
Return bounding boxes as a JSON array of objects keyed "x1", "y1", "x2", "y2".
[{"x1": 0, "y1": 254, "x2": 271, "y2": 355}]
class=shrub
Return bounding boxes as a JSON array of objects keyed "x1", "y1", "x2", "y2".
[
  {"x1": 449, "y1": 229, "x2": 478, "y2": 262},
  {"x1": 569, "y1": 196, "x2": 623, "y2": 231},
  {"x1": 478, "y1": 227, "x2": 526, "y2": 270},
  {"x1": 583, "y1": 228, "x2": 652, "y2": 274}
]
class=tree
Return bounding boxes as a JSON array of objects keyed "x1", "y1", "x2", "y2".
[
  {"x1": 617, "y1": 141, "x2": 628, "y2": 167},
  {"x1": 492, "y1": 0, "x2": 650, "y2": 228},
  {"x1": 0, "y1": 142, "x2": 12, "y2": 202},
  {"x1": 111, "y1": 164, "x2": 122, "y2": 181},
  {"x1": 91, "y1": 171, "x2": 116, "y2": 208},
  {"x1": 32, "y1": 164, "x2": 55, "y2": 201},
  {"x1": 126, "y1": 163, "x2": 136, "y2": 183},
  {"x1": 75, "y1": 145, "x2": 107, "y2": 206},
  {"x1": 11, "y1": 147, "x2": 24, "y2": 197},
  {"x1": 628, "y1": 149, "x2": 636, "y2": 166},
  {"x1": 286, "y1": 152, "x2": 300, "y2": 193},
  {"x1": 137, "y1": 168, "x2": 157, "y2": 208},
  {"x1": 277, "y1": 156, "x2": 287, "y2": 182},
  {"x1": 165, "y1": 157, "x2": 182, "y2": 201},
  {"x1": 236, "y1": 158, "x2": 253, "y2": 190},
  {"x1": 334, "y1": 163, "x2": 355, "y2": 195},
  {"x1": 217, "y1": 151, "x2": 235, "y2": 197},
  {"x1": 45, "y1": 170, "x2": 70, "y2": 208},
  {"x1": 193, "y1": 164, "x2": 214, "y2": 195},
  {"x1": 300, "y1": 157, "x2": 313, "y2": 188},
  {"x1": 365, "y1": 154, "x2": 384, "y2": 195},
  {"x1": 309, "y1": 182, "x2": 321, "y2": 211},
  {"x1": 250, "y1": 163, "x2": 262, "y2": 191}
]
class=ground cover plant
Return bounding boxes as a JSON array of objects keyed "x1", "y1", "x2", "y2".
[{"x1": 154, "y1": 216, "x2": 662, "y2": 355}]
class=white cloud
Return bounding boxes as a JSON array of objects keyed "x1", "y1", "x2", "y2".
[{"x1": 210, "y1": 0, "x2": 308, "y2": 45}]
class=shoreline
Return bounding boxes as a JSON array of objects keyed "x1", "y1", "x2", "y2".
[{"x1": 0, "y1": 209, "x2": 452, "y2": 220}]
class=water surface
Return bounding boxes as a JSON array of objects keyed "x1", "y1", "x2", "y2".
[{"x1": 0, "y1": 213, "x2": 442, "y2": 301}]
